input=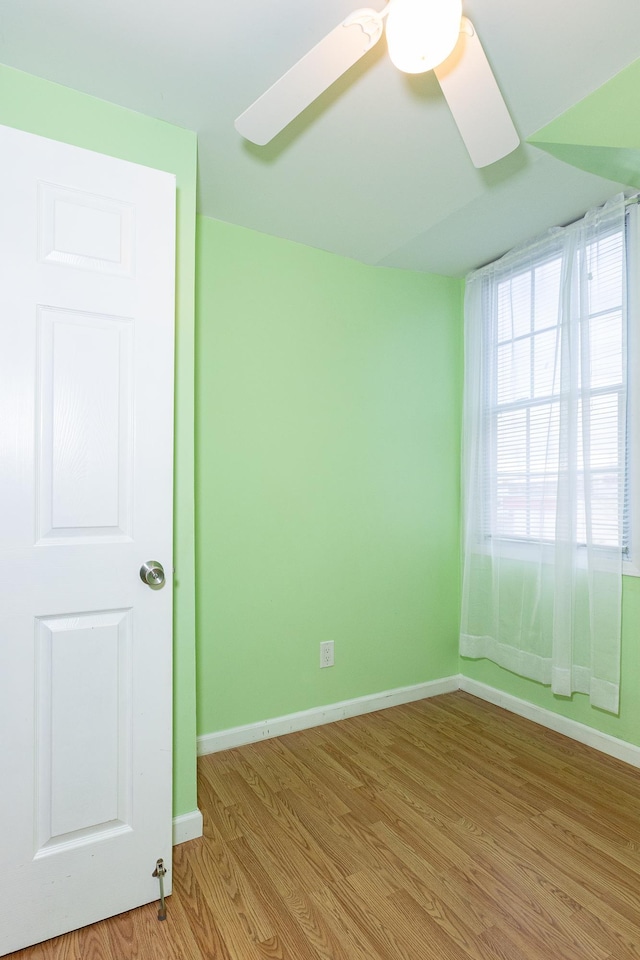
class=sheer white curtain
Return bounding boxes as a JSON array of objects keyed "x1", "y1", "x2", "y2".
[{"x1": 460, "y1": 195, "x2": 628, "y2": 713}]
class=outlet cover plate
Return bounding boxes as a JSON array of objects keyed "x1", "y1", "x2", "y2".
[{"x1": 320, "y1": 641, "x2": 334, "y2": 668}]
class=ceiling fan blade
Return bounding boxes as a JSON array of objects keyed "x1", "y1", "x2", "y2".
[
  {"x1": 434, "y1": 17, "x2": 519, "y2": 168},
  {"x1": 235, "y1": 9, "x2": 384, "y2": 146}
]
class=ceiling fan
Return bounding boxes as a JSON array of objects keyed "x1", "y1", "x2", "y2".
[{"x1": 234, "y1": 0, "x2": 519, "y2": 168}]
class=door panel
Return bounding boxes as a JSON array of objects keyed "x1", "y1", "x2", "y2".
[
  {"x1": 37, "y1": 306, "x2": 134, "y2": 540},
  {"x1": 35, "y1": 609, "x2": 133, "y2": 852},
  {"x1": 0, "y1": 124, "x2": 176, "y2": 956}
]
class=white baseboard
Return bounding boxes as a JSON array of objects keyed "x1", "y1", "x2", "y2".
[
  {"x1": 172, "y1": 809, "x2": 203, "y2": 845},
  {"x1": 197, "y1": 676, "x2": 459, "y2": 756},
  {"x1": 460, "y1": 676, "x2": 640, "y2": 769},
  {"x1": 196, "y1": 672, "x2": 640, "y2": 773}
]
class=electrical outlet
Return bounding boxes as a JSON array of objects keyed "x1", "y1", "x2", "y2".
[{"x1": 320, "y1": 641, "x2": 334, "y2": 668}]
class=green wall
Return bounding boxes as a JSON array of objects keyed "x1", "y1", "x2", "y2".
[
  {"x1": 461, "y1": 56, "x2": 640, "y2": 746},
  {"x1": 529, "y1": 57, "x2": 640, "y2": 189},
  {"x1": 195, "y1": 217, "x2": 463, "y2": 735},
  {"x1": 0, "y1": 63, "x2": 199, "y2": 817}
]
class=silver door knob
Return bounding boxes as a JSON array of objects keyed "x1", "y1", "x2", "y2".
[{"x1": 140, "y1": 561, "x2": 166, "y2": 589}]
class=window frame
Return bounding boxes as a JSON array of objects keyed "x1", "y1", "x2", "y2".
[
  {"x1": 624, "y1": 202, "x2": 640, "y2": 576},
  {"x1": 475, "y1": 203, "x2": 640, "y2": 577}
]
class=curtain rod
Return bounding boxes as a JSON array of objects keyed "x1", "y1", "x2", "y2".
[{"x1": 471, "y1": 193, "x2": 637, "y2": 278}]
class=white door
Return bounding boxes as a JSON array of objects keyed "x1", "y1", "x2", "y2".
[{"x1": 0, "y1": 124, "x2": 176, "y2": 955}]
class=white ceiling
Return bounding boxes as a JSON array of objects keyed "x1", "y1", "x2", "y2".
[{"x1": 2, "y1": 0, "x2": 640, "y2": 276}]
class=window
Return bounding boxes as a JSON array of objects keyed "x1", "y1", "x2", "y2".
[
  {"x1": 460, "y1": 195, "x2": 635, "y2": 713},
  {"x1": 476, "y1": 205, "x2": 639, "y2": 568}
]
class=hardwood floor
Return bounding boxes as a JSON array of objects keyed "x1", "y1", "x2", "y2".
[{"x1": 12, "y1": 691, "x2": 640, "y2": 959}]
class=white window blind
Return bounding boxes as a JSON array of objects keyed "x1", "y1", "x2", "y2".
[{"x1": 487, "y1": 226, "x2": 626, "y2": 551}]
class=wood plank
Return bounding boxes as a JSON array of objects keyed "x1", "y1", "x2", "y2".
[{"x1": 12, "y1": 691, "x2": 640, "y2": 960}]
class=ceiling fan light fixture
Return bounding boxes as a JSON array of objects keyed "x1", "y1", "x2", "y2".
[{"x1": 385, "y1": 0, "x2": 462, "y2": 74}]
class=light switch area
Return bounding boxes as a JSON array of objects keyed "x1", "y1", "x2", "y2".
[{"x1": 320, "y1": 641, "x2": 334, "y2": 668}]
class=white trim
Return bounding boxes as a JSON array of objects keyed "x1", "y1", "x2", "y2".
[
  {"x1": 196, "y1": 673, "x2": 640, "y2": 773},
  {"x1": 459, "y1": 676, "x2": 640, "y2": 769},
  {"x1": 172, "y1": 809, "x2": 203, "y2": 846},
  {"x1": 197, "y1": 677, "x2": 459, "y2": 756},
  {"x1": 625, "y1": 201, "x2": 640, "y2": 573}
]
